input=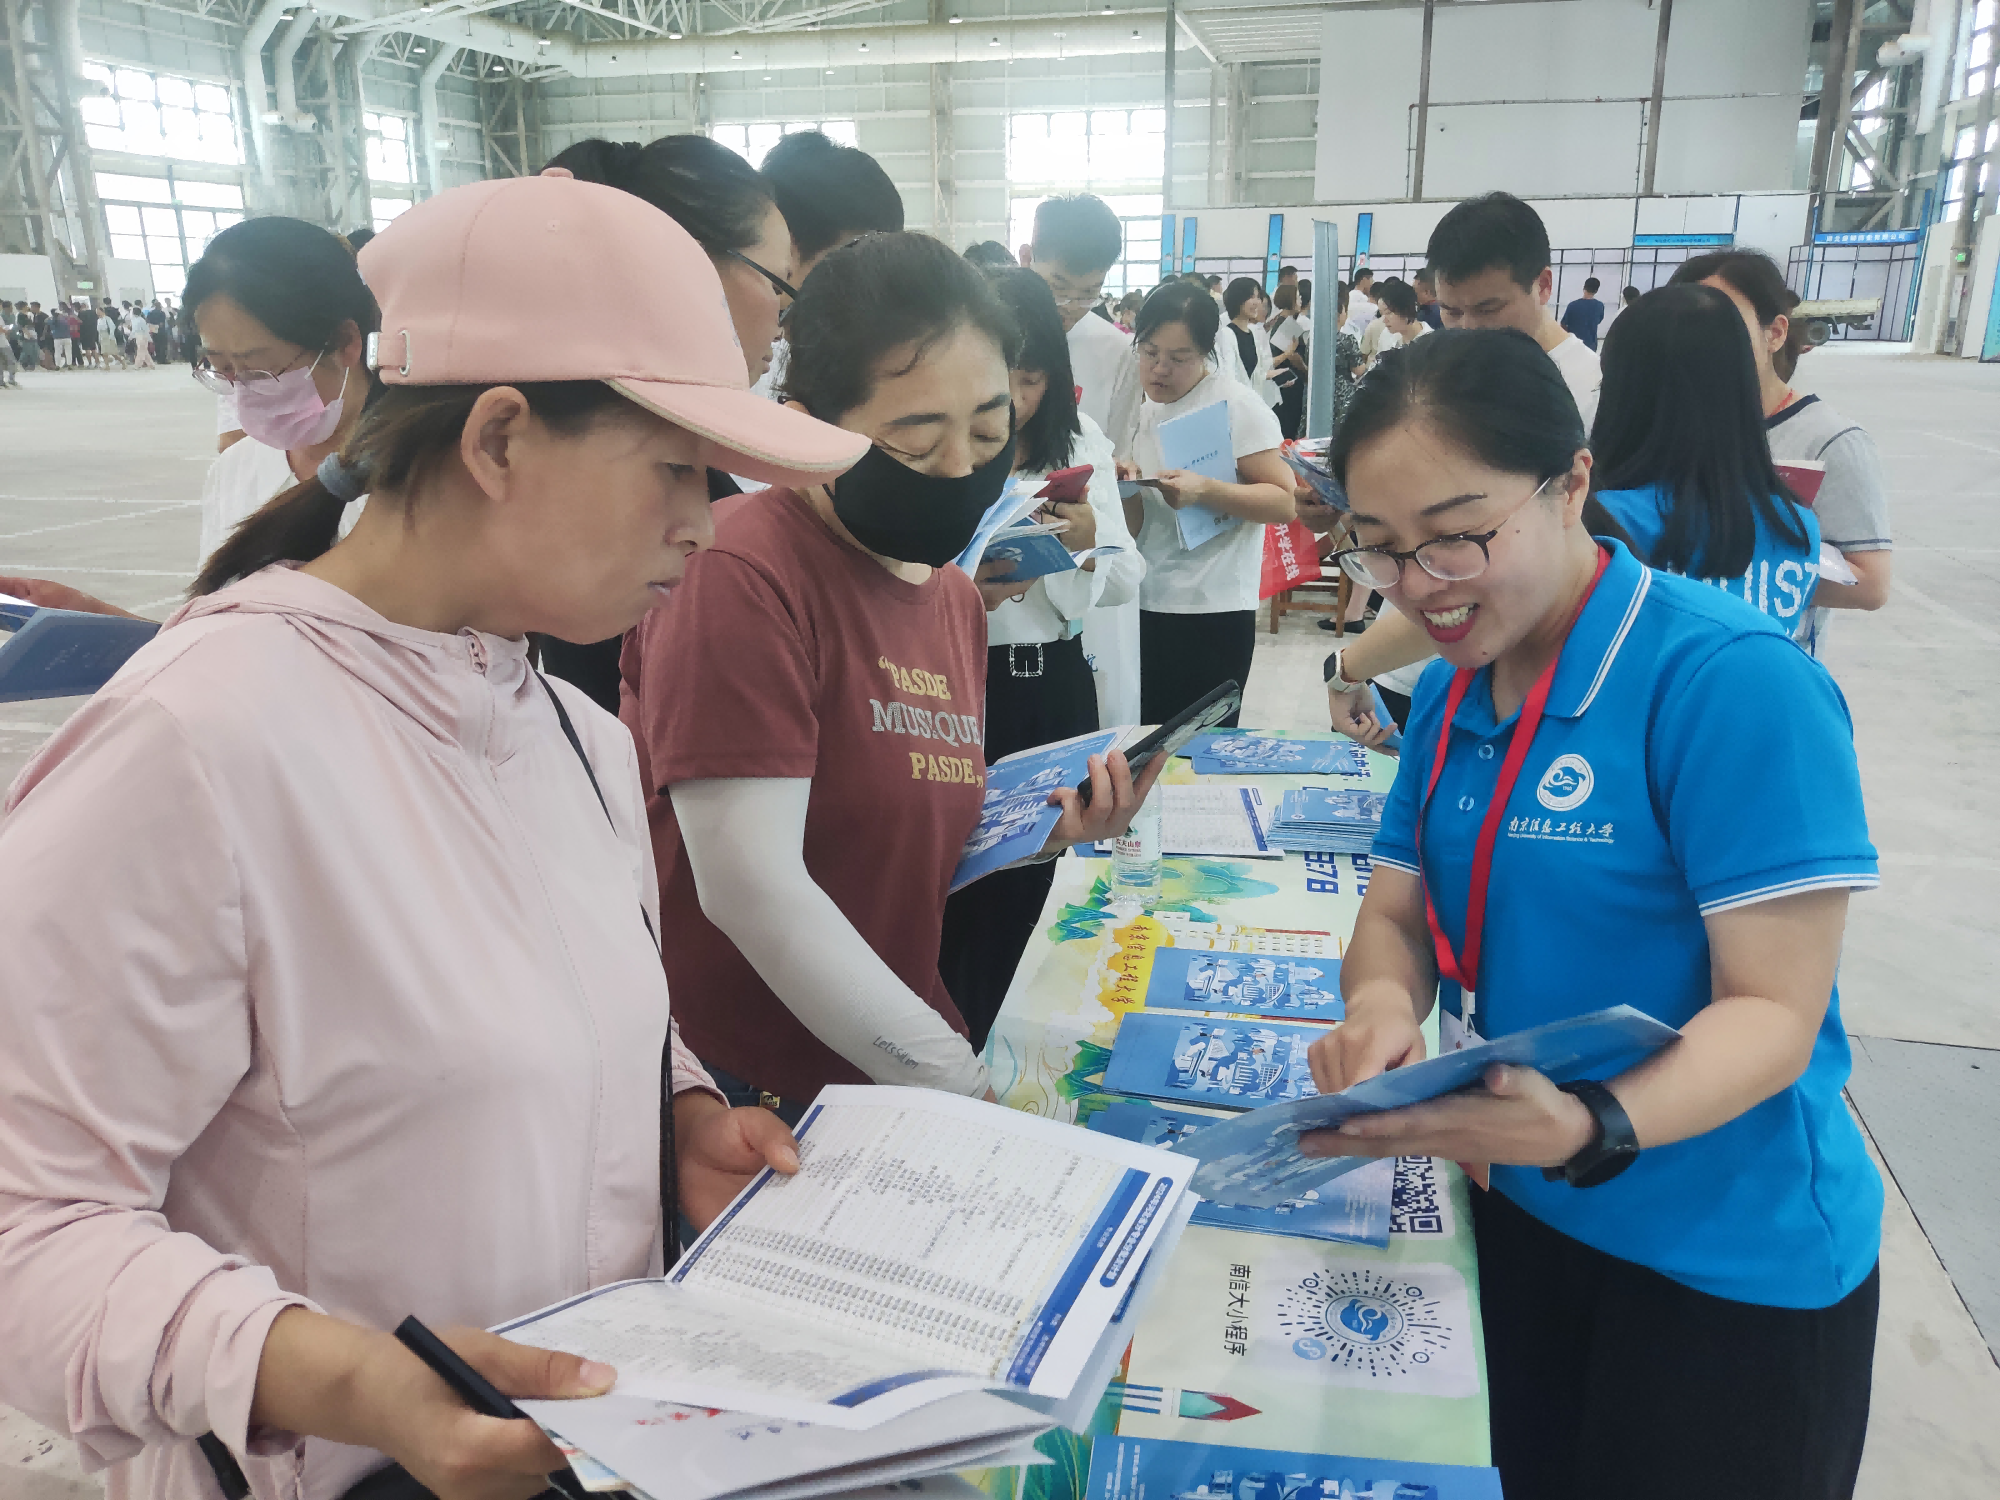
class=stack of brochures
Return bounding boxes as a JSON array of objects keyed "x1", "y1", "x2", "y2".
[
  {"x1": 1267, "y1": 786, "x2": 1389, "y2": 855},
  {"x1": 503, "y1": 1086, "x2": 1198, "y2": 1500},
  {"x1": 0, "y1": 593, "x2": 159, "y2": 703},
  {"x1": 1180, "y1": 731, "x2": 1371, "y2": 778}
]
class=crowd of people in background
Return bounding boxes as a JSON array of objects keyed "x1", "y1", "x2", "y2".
[{"x1": 0, "y1": 294, "x2": 176, "y2": 381}]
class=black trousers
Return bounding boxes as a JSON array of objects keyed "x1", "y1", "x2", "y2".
[
  {"x1": 1277, "y1": 377, "x2": 1306, "y2": 440},
  {"x1": 1139, "y1": 608, "x2": 1255, "y2": 729},
  {"x1": 938, "y1": 635, "x2": 1099, "y2": 1051},
  {"x1": 1473, "y1": 1186, "x2": 1878, "y2": 1500}
]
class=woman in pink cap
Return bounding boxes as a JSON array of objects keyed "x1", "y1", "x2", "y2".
[{"x1": 0, "y1": 174, "x2": 865, "y2": 1500}]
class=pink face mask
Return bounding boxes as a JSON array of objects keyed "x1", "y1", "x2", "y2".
[{"x1": 235, "y1": 352, "x2": 345, "y2": 451}]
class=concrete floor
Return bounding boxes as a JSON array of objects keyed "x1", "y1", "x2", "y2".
[{"x1": 2, "y1": 350, "x2": 1998, "y2": 1494}]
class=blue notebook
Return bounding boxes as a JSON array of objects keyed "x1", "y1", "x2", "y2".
[
  {"x1": 1102, "y1": 1011, "x2": 1330, "y2": 1110},
  {"x1": 948, "y1": 728, "x2": 1120, "y2": 892},
  {"x1": 1146, "y1": 946, "x2": 1344, "y2": 1022},
  {"x1": 1087, "y1": 1100, "x2": 1390, "y2": 1247},
  {"x1": 1177, "y1": 1005, "x2": 1682, "y2": 1209},
  {"x1": 1155, "y1": 399, "x2": 1240, "y2": 551},
  {"x1": 0, "y1": 607, "x2": 160, "y2": 704},
  {"x1": 1086, "y1": 1436, "x2": 1503, "y2": 1500}
]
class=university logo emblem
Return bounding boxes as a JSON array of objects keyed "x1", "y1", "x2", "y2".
[{"x1": 1536, "y1": 753, "x2": 1593, "y2": 812}]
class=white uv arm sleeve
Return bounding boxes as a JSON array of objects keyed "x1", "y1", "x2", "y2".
[{"x1": 669, "y1": 777, "x2": 991, "y2": 1097}]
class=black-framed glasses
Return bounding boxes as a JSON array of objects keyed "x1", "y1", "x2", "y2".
[
  {"x1": 1332, "y1": 474, "x2": 1565, "y2": 590},
  {"x1": 718, "y1": 246, "x2": 799, "y2": 300}
]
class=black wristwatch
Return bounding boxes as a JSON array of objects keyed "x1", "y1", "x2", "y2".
[{"x1": 1542, "y1": 1079, "x2": 1640, "y2": 1188}]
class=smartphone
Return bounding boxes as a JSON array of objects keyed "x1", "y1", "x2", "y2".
[
  {"x1": 1077, "y1": 679, "x2": 1243, "y2": 806},
  {"x1": 1035, "y1": 464, "x2": 1092, "y2": 506}
]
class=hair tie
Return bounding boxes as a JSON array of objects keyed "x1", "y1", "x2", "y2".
[{"x1": 317, "y1": 453, "x2": 368, "y2": 503}]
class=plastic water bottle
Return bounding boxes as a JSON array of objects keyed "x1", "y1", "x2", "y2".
[{"x1": 1110, "y1": 787, "x2": 1163, "y2": 908}]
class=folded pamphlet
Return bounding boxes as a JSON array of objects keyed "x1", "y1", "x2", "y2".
[
  {"x1": 951, "y1": 728, "x2": 1121, "y2": 891},
  {"x1": 501, "y1": 1085, "x2": 1197, "y2": 1433},
  {"x1": 1279, "y1": 440, "x2": 1346, "y2": 511},
  {"x1": 1086, "y1": 1100, "x2": 1391, "y2": 1248},
  {"x1": 980, "y1": 525, "x2": 1126, "y2": 586},
  {"x1": 1086, "y1": 1435, "x2": 1503, "y2": 1500},
  {"x1": 0, "y1": 600, "x2": 159, "y2": 703},
  {"x1": 1154, "y1": 401, "x2": 1240, "y2": 551},
  {"x1": 1102, "y1": 1011, "x2": 1332, "y2": 1111},
  {"x1": 1179, "y1": 731, "x2": 1371, "y2": 778},
  {"x1": 952, "y1": 477, "x2": 1052, "y2": 575},
  {"x1": 1174, "y1": 1005, "x2": 1682, "y2": 1209}
]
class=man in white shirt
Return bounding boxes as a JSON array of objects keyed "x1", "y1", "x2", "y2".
[
  {"x1": 1343, "y1": 267, "x2": 1379, "y2": 339},
  {"x1": 1024, "y1": 193, "x2": 1143, "y2": 727},
  {"x1": 1024, "y1": 194, "x2": 1130, "y2": 431},
  {"x1": 1426, "y1": 191, "x2": 1601, "y2": 429}
]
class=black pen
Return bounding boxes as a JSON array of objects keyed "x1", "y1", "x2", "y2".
[{"x1": 393, "y1": 1315, "x2": 526, "y2": 1420}]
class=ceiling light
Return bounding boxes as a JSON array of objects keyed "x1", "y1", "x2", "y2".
[
  {"x1": 805, "y1": 19, "x2": 818, "y2": 28},
  {"x1": 731, "y1": 48, "x2": 742, "y2": 57},
  {"x1": 825, "y1": 66, "x2": 833, "y2": 73},
  {"x1": 1131, "y1": 27, "x2": 1140, "y2": 38},
  {"x1": 419, "y1": 2, "x2": 431, "y2": 11},
  {"x1": 538, "y1": 35, "x2": 550, "y2": 45},
  {"x1": 491, "y1": 62, "x2": 504, "y2": 71},
  {"x1": 988, "y1": 35, "x2": 999, "y2": 45},
  {"x1": 763, "y1": 72, "x2": 772, "y2": 79},
  {"x1": 412, "y1": 43, "x2": 425, "y2": 52},
  {"x1": 947, "y1": 11, "x2": 961, "y2": 20},
  {"x1": 668, "y1": 26, "x2": 681, "y2": 36},
  {"x1": 857, "y1": 40, "x2": 868, "y2": 50}
]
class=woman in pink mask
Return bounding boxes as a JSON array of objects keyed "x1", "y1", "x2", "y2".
[
  {"x1": 188, "y1": 218, "x2": 377, "y2": 569},
  {"x1": 0, "y1": 174, "x2": 866, "y2": 1500}
]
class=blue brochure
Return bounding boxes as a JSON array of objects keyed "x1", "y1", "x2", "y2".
[
  {"x1": 1155, "y1": 400, "x2": 1240, "y2": 551},
  {"x1": 1102, "y1": 1011, "x2": 1330, "y2": 1110},
  {"x1": 1086, "y1": 1435, "x2": 1503, "y2": 1500},
  {"x1": 0, "y1": 606, "x2": 159, "y2": 703},
  {"x1": 948, "y1": 728, "x2": 1121, "y2": 892},
  {"x1": 1181, "y1": 731, "x2": 1371, "y2": 778},
  {"x1": 982, "y1": 528, "x2": 1126, "y2": 586},
  {"x1": 1087, "y1": 1100, "x2": 1390, "y2": 1247},
  {"x1": 1147, "y1": 946, "x2": 1344, "y2": 1022},
  {"x1": 1177, "y1": 1005, "x2": 1682, "y2": 1209}
]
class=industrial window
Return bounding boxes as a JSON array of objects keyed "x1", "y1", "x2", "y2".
[
  {"x1": 1943, "y1": 120, "x2": 1999, "y2": 216},
  {"x1": 365, "y1": 112, "x2": 416, "y2": 228},
  {"x1": 95, "y1": 170, "x2": 244, "y2": 297},
  {"x1": 80, "y1": 62, "x2": 241, "y2": 166},
  {"x1": 709, "y1": 119, "x2": 858, "y2": 168},
  {"x1": 1006, "y1": 111, "x2": 1167, "y2": 297}
]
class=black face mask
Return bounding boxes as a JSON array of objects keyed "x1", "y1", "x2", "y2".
[{"x1": 829, "y1": 422, "x2": 1016, "y2": 567}]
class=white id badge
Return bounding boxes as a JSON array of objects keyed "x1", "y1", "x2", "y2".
[{"x1": 1439, "y1": 991, "x2": 1483, "y2": 1053}]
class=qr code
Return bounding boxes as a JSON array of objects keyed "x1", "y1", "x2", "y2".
[{"x1": 1390, "y1": 1155, "x2": 1447, "y2": 1235}]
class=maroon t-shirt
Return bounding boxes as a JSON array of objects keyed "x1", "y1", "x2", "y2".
[{"x1": 621, "y1": 488, "x2": 989, "y2": 1101}]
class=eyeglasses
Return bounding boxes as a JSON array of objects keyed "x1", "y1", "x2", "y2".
[
  {"x1": 1332, "y1": 474, "x2": 1566, "y2": 590},
  {"x1": 1136, "y1": 343, "x2": 1203, "y2": 372},
  {"x1": 192, "y1": 346, "x2": 321, "y2": 395},
  {"x1": 717, "y1": 246, "x2": 799, "y2": 300}
]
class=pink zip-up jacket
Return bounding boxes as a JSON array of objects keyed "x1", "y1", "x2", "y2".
[{"x1": 0, "y1": 566, "x2": 716, "y2": 1500}]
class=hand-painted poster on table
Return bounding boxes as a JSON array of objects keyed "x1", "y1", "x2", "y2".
[
  {"x1": 1097, "y1": 915, "x2": 1345, "y2": 1025},
  {"x1": 1085, "y1": 1435, "x2": 1501, "y2": 1499}
]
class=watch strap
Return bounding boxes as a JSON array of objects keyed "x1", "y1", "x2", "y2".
[{"x1": 1544, "y1": 1079, "x2": 1639, "y2": 1188}]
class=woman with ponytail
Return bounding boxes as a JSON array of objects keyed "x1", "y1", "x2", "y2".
[
  {"x1": 186, "y1": 217, "x2": 379, "y2": 568},
  {"x1": 0, "y1": 174, "x2": 867, "y2": 1500}
]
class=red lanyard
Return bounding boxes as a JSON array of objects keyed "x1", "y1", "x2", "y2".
[{"x1": 1419, "y1": 547, "x2": 1609, "y2": 1003}]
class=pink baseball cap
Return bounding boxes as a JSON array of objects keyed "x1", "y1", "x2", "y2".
[{"x1": 356, "y1": 172, "x2": 866, "y2": 487}]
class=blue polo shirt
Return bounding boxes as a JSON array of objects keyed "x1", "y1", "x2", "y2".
[
  {"x1": 1595, "y1": 482, "x2": 1821, "y2": 639},
  {"x1": 1372, "y1": 539, "x2": 1880, "y2": 1309}
]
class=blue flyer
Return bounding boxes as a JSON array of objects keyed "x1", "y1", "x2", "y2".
[
  {"x1": 1146, "y1": 947, "x2": 1344, "y2": 1022},
  {"x1": 948, "y1": 728, "x2": 1120, "y2": 892},
  {"x1": 1156, "y1": 400, "x2": 1240, "y2": 551},
  {"x1": 1086, "y1": 1100, "x2": 1389, "y2": 1247},
  {"x1": 1102, "y1": 1011, "x2": 1329, "y2": 1110},
  {"x1": 1176, "y1": 1005, "x2": 1682, "y2": 1209},
  {"x1": 1181, "y1": 732, "x2": 1371, "y2": 778},
  {"x1": 1085, "y1": 1435, "x2": 1503, "y2": 1500}
]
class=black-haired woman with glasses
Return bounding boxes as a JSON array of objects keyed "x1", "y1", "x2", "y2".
[
  {"x1": 186, "y1": 218, "x2": 378, "y2": 572},
  {"x1": 541, "y1": 133, "x2": 802, "y2": 709}
]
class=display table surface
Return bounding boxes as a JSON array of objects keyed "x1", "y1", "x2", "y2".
[{"x1": 973, "y1": 742, "x2": 1491, "y2": 1499}]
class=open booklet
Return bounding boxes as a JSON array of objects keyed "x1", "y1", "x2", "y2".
[
  {"x1": 0, "y1": 596, "x2": 159, "y2": 703},
  {"x1": 952, "y1": 474, "x2": 1124, "y2": 586},
  {"x1": 1172, "y1": 1005, "x2": 1681, "y2": 1209},
  {"x1": 504, "y1": 1086, "x2": 1196, "y2": 1464}
]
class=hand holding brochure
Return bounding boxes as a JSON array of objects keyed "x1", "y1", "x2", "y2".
[
  {"x1": 1174, "y1": 1005, "x2": 1681, "y2": 1208},
  {"x1": 1154, "y1": 400, "x2": 1240, "y2": 551},
  {"x1": 980, "y1": 527, "x2": 1126, "y2": 586},
  {"x1": 950, "y1": 728, "x2": 1120, "y2": 891},
  {"x1": 952, "y1": 476, "x2": 1050, "y2": 574},
  {"x1": 0, "y1": 598, "x2": 159, "y2": 703},
  {"x1": 498, "y1": 1085, "x2": 1196, "y2": 1431}
]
